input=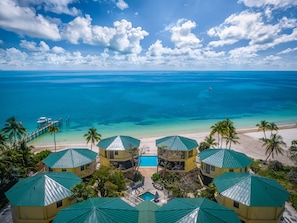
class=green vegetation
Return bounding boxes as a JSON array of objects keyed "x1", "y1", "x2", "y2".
[
  {"x1": 89, "y1": 165, "x2": 126, "y2": 197},
  {"x1": 261, "y1": 133, "x2": 286, "y2": 163},
  {"x1": 0, "y1": 117, "x2": 53, "y2": 207},
  {"x1": 70, "y1": 182, "x2": 96, "y2": 202},
  {"x1": 151, "y1": 169, "x2": 204, "y2": 198},
  {"x1": 48, "y1": 125, "x2": 59, "y2": 152},
  {"x1": 210, "y1": 118, "x2": 239, "y2": 149},
  {"x1": 84, "y1": 127, "x2": 102, "y2": 151},
  {"x1": 288, "y1": 140, "x2": 297, "y2": 165},
  {"x1": 2, "y1": 116, "x2": 26, "y2": 147}
]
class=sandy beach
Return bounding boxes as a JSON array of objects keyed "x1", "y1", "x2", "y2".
[{"x1": 32, "y1": 124, "x2": 297, "y2": 166}]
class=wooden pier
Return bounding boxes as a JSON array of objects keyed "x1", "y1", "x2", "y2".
[{"x1": 24, "y1": 119, "x2": 62, "y2": 143}]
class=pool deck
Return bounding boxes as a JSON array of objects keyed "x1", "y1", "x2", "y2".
[{"x1": 122, "y1": 167, "x2": 170, "y2": 207}]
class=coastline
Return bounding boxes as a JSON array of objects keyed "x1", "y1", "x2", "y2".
[{"x1": 31, "y1": 123, "x2": 297, "y2": 166}]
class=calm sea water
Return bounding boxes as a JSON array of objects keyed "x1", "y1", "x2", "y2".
[{"x1": 1, "y1": 70, "x2": 297, "y2": 144}]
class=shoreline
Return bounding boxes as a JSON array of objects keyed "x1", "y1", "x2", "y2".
[{"x1": 31, "y1": 123, "x2": 297, "y2": 166}]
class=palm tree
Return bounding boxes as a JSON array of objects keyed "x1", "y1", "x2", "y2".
[
  {"x1": 0, "y1": 132, "x2": 8, "y2": 151},
  {"x1": 70, "y1": 182, "x2": 95, "y2": 202},
  {"x1": 210, "y1": 122, "x2": 223, "y2": 147},
  {"x1": 17, "y1": 140, "x2": 35, "y2": 169},
  {"x1": 48, "y1": 125, "x2": 59, "y2": 152},
  {"x1": 204, "y1": 135, "x2": 217, "y2": 148},
  {"x1": 2, "y1": 116, "x2": 27, "y2": 146},
  {"x1": 288, "y1": 140, "x2": 297, "y2": 165},
  {"x1": 84, "y1": 127, "x2": 102, "y2": 150},
  {"x1": 268, "y1": 122, "x2": 278, "y2": 137},
  {"x1": 211, "y1": 118, "x2": 237, "y2": 148},
  {"x1": 262, "y1": 133, "x2": 286, "y2": 163},
  {"x1": 256, "y1": 120, "x2": 270, "y2": 140},
  {"x1": 225, "y1": 132, "x2": 239, "y2": 149}
]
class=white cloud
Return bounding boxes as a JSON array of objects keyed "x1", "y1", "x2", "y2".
[
  {"x1": 63, "y1": 16, "x2": 148, "y2": 54},
  {"x1": 239, "y1": 0, "x2": 297, "y2": 8},
  {"x1": 0, "y1": 0, "x2": 61, "y2": 40},
  {"x1": 115, "y1": 0, "x2": 129, "y2": 10},
  {"x1": 207, "y1": 11, "x2": 297, "y2": 59},
  {"x1": 0, "y1": 47, "x2": 28, "y2": 67},
  {"x1": 19, "y1": 0, "x2": 80, "y2": 16},
  {"x1": 277, "y1": 47, "x2": 297, "y2": 54},
  {"x1": 52, "y1": 46, "x2": 65, "y2": 54},
  {"x1": 168, "y1": 19, "x2": 201, "y2": 48},
  {"x1": 208, "y1": 11, "x2": 279, "y2": 47},
  {"x1": 20, "y1": 40, "x2": 50, "y2": 52},
  {"x1": 264, "y1": 55, "x2": 281, "y2": 61}
]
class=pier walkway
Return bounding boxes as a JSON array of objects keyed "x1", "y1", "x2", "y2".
[{"x1": 23, "y1": 119, "x2": 62, "y2": 142}]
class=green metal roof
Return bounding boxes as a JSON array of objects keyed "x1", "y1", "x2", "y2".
[
  {"x1": 199, "y1": 149, "x2": 252, "y2": 168},
  {"x1": 213, "y1": 172, "x2": 290, "y2": 207},
  {"x1": 53, "y1": 197, "x2": 139, "y2": 223},
  {"x1": 5, "y1": 172, "x2": 81, "y2": 206},
  {"x1": 97, "y1": 135, "x2": 140, "y2": 151},
  {"x1": 155, "y1": 198, "x2": 240, "y2": 223},
  {"x1": 42, "y1": 148, "x2": 97, "y2": 168},
  {"x1": 135, "y1": 200, "x2": 159, "y2": 223},
  {"x1": 156, "y1": 136, "x2": 198, "y2": 151}
]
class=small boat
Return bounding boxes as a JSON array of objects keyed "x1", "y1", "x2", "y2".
[{"x1": 37, "y1": 117, "x2": 50, "y2": 124}]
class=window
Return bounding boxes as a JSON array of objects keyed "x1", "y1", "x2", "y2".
[
  {"x1": 233, "y1": 201, "x2": 239, "y2": 208},
  {"x1": 115, "y1": 151, "x2": 118, "y2": 156},
  {"x1": 49, "y1": 167, "x2": 53, "y2": 172},
  {"x1": 188, "y1": 150, "x2": 192, "y2": 158},
  {"x1": 211, "y1": 165, "x2": 215, "y2": 171},
  {"x1": 81, "y1": 165, "x2": 85, "y2": 171},
  {"x1": 229, "y1": 168, "x2": 234, "y2": 172},
  {"x1": 56, "y1": 200, "x2": 62, "y2": 208},
  {"x1": 62, "y1": 168, "x2": 66, "y2": 172}
]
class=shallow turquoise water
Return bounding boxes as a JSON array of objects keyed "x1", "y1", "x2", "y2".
[{"x1": 1, "y1": 70, "x2": 297, "y2": 144}]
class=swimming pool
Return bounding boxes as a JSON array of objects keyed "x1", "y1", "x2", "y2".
[
  {"x1": 139, "y1": 191, "x2": 154, "y2": 201},
  {"x1": 139, "y1": 156, "x2": 158, "y2": 167}
]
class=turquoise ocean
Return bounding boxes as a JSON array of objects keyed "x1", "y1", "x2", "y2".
[{"x1": 1, "y1": 70, "x2": 297, "y2": 145}]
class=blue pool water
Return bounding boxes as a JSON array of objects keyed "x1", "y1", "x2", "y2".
[
  {"x1": 139, "y1": 192, "x2": 154, "y2": 201},
  {"x1": 139, "y1": 156, "x2": 158, "y2": 167}
]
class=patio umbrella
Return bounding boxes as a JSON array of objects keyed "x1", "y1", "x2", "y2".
[{"x1": 154, "y1": 191, "x2": 159, "y2": 202}]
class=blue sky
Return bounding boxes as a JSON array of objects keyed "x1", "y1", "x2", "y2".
[{"x1": 0, "y1": 0, "x2": 297, "y2": 70}]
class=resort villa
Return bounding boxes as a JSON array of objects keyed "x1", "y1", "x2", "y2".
[
  {"x1": 42, "y1": 148, "x2": 97, "y2": 178},
  {"x1": 213, "y1": 172, "x2": 290, "y2": 223},
  {"x1": 4, "y1": 136, "x2": 291, "y2": 223},
  {"x1": 97, "y1": 135, "x2": 141, "y2": 172},
  {"x1": 53, "y1": 197, "x2": 241, "y2": 223},
  {"x1": 198, "y1": 148, "x2": 253, "y2": 185},
  {"x1": 156, "y1": 135, "x2": 198, "y2": 173},
  {"x1": 5, "y1": 172, "x2": 82, "y2": 223},
  {"x1": 53, "y1": 197, "x2": 139, "y2": 223}
]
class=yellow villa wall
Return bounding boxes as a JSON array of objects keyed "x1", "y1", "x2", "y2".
[
  {"x1": 184, "y1": 155, "x2": 197, "y2": 172},
  {"x1": 215, "y1": 193, "x2": 285, "y2": 223},
  {"x1": 46, "y1": 160, "x2": 96, "y2": 178},
  {"x1": 99, "y1": 148, "x2": 136, "y2": 161},
  {"x1": 200, "y1": 161, "x2": 247, "y2": 178},
  {"x1": 99, "y1": 148, "x2": 138, "y2": 172},
  {"x1": 11, "y1": 197, "x2": 72, "y2": 223},
  {"x1": 159, "y1": 148, "x2": 197, "y2": 173}
]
